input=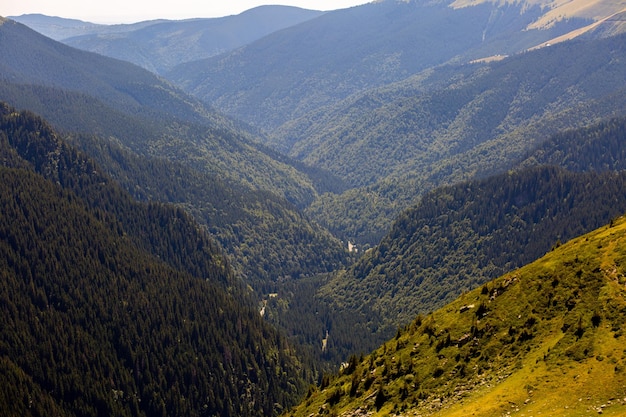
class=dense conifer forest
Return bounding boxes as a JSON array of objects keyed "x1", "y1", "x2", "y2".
[
  {"x1": 0, "y1": 103, "x2": 310, "y2": 416},
  {"x1": 0, "y1": 80, "x2": 350, "y2": 294}
]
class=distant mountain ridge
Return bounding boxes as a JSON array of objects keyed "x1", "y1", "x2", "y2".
[
  {"x1": 0, "y1": 18, "x2": 324, "y2": 206},
  {"x1": 168, "y1": 0, "x2": 626, "y2": 133},
  {"x1": 5, "y1": 14, "x2": 158, "y2": 40},
  {"x1": 0, "y1": 17, "x2": 210, "y2": 124},
  {"x1": 10, "y1": 6, "x2": 325, "y2": 74}
]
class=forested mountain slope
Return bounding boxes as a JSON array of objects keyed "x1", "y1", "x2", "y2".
[
  {"x1": 300, "y1": 33, "x2": 626, "y2": 244},
  {"x1": 0, "y1": 19, "x2": 351, "y2": 290},
  {"x1": 70, "y1": 131, "x2": 348, "y2": 291},
  {"x1": 283, "y1": 34, "x2": 626, "y2": 184},
  {"x1": 13, "y1": 6, "x2": 325, "y2": 74},
  {"x1": 286, "y1": 214, "x2": 626, "y2": 417},
  {"x1": 0, "y1": 103, "x2": 309, "y2": 416},
  {"x1": 310, "y1": 116, "x2": 626, "y2": 357},
  {"x1": 168, "y1": 0, "x2": 625, "y2": 132},
  {"x1": 0, "y1": 18, "x2": 207, "y2": 125},
  {"x1": 0, "y1": 102, "x2": 228, "y2": 286},
  {"x1": 518, "y1": 116, "x2": 626, "y2": 172}
]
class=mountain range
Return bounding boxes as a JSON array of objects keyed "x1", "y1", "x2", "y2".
[
  {"x1": 300, "y1": 32, "x2": 626, "y2": 243},
  {"x1": 167, "y1": 0, "x2": 626, "y2": 132},
  {"x1": 11, "y1": 6, "x2": 324, "y2": 74},
  {"x1": 3, "y1": 0, "x2": 626, "y2": 415},
  {"x1": 11, "y1": 1, "x2": 626, "y2": 247}
]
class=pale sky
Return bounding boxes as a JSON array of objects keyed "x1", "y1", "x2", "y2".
[{"x1": 3, "y1": 1, "x2": 372, "y2": 24}]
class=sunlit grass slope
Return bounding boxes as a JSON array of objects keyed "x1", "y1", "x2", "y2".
[{"x1": 286, "y1": 215, "x2": 626, "y2": 417}]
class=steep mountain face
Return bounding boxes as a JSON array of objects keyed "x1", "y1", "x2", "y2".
[
  {"x1": 300, "y1": 32, "x2": 626, "y2": 243},
  {"x1": 0, "y1": 103, "x2": 309, "y2": 417},
  {"x1": 12, "y1": 6, "x2": 325, "y2": 74},
  {"x1": 286, "y1": 214, "x2": 626, "y2": 417},
  {"x1": 167, "y1": 0, "x2": 624, "y2": 132},
  {"x1": 280, "y1": 34, "x2": 626, "y2": 181},
  {"x1": 67, "y1": 130, "x2": 348, "y2": 291},
  {"x1": 309, "y1": 116, "x2": 626, "y2": 357}
]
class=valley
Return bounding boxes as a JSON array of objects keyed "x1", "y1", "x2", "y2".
[{"x1": 2, "y1": 0, "x2": 626, "y2": 415}]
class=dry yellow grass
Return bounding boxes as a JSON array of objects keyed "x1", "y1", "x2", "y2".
[{"x1": 450, "y1": 0, "x2": 626, "y2": 29}]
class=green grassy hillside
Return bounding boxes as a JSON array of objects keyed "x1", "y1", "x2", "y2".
[{"x1": 286, "y1": 214, "x2": 626, "y2": 417}]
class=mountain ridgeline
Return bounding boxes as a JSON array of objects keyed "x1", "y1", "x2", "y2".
[
  {"x1": 0, "y1": 17, "x2": 332, "y2": 207},
  {"x1": 12, "y1": 6, "x2": 325, "y2": 74},
  {"x1": 168, "y1": 0, "x2": 603, "y2": 132},
  {"x1": 0, "y1": 104, "x2": 310, "y2": 417}
]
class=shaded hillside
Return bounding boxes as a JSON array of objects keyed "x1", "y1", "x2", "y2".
[
  {"x1": 519, "y1": 116, "x2": 626, "y2": 172},
  {"x1": 168, "y1": 0, "x2": 602, "y2": 132},
  {"x1": 0, "y1": 18, "x2": 206, "y2": 125},
  {"x1": 286, "y1": 214, "x2": 626, "y2": 417},
  {"x1": 0, "y1": 91, "x2": 348, "y2": 292},
  {"x1": 0, "y1": 21, "x2": 354, "y2": 295},
  {"x1": 11, "y1": 7, "x2": 324, "y2": 75},
  {"x1": 0, "y1": 105, "x2": 309, "y2": 416},
  {"x1": 0, "y1": 102, "x2": 229, "y2": 285},
  {"x1": 299, "y1": 33, "x2": 626, "y2": 244}
]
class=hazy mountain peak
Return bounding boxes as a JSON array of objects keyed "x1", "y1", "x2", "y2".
[{"x1": 12, "y1": 7, "x2": 324, "y2": 74}]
